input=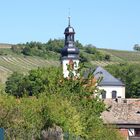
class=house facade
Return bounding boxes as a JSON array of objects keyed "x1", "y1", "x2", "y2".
[{"x1": 94, "y1": 66, "x2": 125, "y2": 99}]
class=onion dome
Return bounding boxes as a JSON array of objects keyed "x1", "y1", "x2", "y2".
[
  {"x1": 61, "y1": 17, "x2": 79, "y2": 60},
  {"x1": 64, "y1": 26, "x2": 75, "y2": 34}
]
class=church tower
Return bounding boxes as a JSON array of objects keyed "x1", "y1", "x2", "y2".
[{"x1": 61, "y1": 17, "x2": 79, "y2": 78}]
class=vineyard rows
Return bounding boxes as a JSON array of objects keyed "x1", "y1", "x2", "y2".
[
  {"x1": 0, "y1": 56, "x2": 59, "y2": 83},
  {"x1": 91, "y1": 61, "x2": 120, "y2": 66},
  {"x1": 0, "y1": 54, "x2": 140, "y2": 83},
  {"x1": 99, "y1": 49, "x2": 140, "y2": 61}
]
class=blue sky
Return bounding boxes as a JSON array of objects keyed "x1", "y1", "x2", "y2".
[{"x1": 0, "y1": 0, "x2": 140, "y2": 50}]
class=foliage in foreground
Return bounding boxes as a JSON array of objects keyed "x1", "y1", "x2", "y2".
[
  {"x1": 0, "y1": 94, "x2": 43, "y2": 139},
  {"x1": 3, "y1": 66, "x2": 124, "y2": 139}
]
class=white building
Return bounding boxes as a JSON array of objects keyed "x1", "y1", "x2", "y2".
[{"x1": 94, "y1": 66, "x2": 125, "y2": 99}]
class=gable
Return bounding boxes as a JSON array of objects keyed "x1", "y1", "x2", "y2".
[{"x1": 94, "y1": 66, "x2": 125, "y2": 86}]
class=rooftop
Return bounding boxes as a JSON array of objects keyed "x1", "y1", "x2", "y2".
[
  {"x1": 94, "y1": 66, "x2": 125, "y2": 86},
  {"x1": 102, "y1": 99, "x2": 140, "y2": 125}
]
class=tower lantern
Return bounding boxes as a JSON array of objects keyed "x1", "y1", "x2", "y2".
[{"x1": 61, "y1": 17, "x2": 79, "y2": 78}]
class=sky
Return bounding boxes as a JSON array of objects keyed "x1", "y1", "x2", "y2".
[{"x1": 0, "y1": 0, "x2": 140, "y2": 50}]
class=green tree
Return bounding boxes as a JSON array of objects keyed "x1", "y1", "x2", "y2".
[
  {"x1": 75, "y1": 40, "x2": 84, "y2": 49},
  {"x1": 39, "y1": 66, "x2": 122, "y2": 140},
  {"x1": 85, "y1": 44, "x2": 97, "y2": 54},
  {"x1": 5, "y1": 72, "x2": 24, "y2": 97},
  {"x1": 22, "y1": 45, "x2": 32, "y2": 55},
  {"x1": 104, "y1": 54, "x2": 111, "y2": 61},
  {"x1": 40, "y1": 93, "x2": 83, "y2": 137},
  {"x1": 0, "y1": 94, "x2": 44, "y2": 139},
  {"x1": 106, "y1": 63, "x2": 140, "y2": 98},
  {"x1": 23, "y1": 68, "x2": 49, "y2": 96},
  {"x1": 133, "y1": 44, "x2": 140, "y2": 51},
  {"x1": 46, "y1": 39, "x2": 64, "y2": 53},
  {"x1": 5, "y1": 67, "x2": 58, "y2": 97},
  {"x1": 11, "y1": 44, "x2": 24, "y2": 54},
  {"x1": 79, "y1": 52, "x2": 89, "y2": 63}
]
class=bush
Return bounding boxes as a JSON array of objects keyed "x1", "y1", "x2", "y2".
[
  {"x1": 104, "y1": 54, "x2": 111, "y2": 61},
  {"x1": 5, "y1": 72, "x2": 24, "y2": 97}
]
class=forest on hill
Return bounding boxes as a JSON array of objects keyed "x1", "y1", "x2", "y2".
[
  {"x1": 9, "y1": 39, "x2": 140, "y2": 63},
  {"x1": 11, "y1": 39, "x2": 111, "y2": 62}
]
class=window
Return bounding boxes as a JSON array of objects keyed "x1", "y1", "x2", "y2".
[
  {"x1": 66, "y1": 35, "x2": 74, "y2": 42},
  {"x1": 102, "y1": 90, "x2": 106, "y2": 99},
  {"x1": 135, "y1": 128, "x2": 140, "y2": 136},
  {"x1": 112, "y1": 90, "x2": 117, "y2": 99}
]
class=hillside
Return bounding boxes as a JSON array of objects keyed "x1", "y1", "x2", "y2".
[
  {"x1": 0, "y1": 48, "x2": 59, "y2": 83},
  {"x1": 0, "y1": 43, "x2": 12, "y2": 48},
  {"x1": 91, "y1": 48, "x2": 140, "y2": 67},
  {"x1": 0, "y1": 45, "x2": 140, "y2": 83},
  {"x1": 99, "y1": 48, "x2": 140, "y2": 61}
]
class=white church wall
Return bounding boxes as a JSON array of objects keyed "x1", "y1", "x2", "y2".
[
  {"x1": 62, "y1": 59, "x2": 79, "y2": 78},
  {"x1": 99, "y1": 86, "x2": 125, "y2": 99}
]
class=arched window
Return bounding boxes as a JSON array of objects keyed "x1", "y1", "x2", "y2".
[
  {"x1": 112, "y1": 90, "x2": 117, "y2": 99},
  {"x1": 66, "y1": 35, "x2": 74, "y2": 42},
  {"x1": 70, "y1": 35, "x2": 72, "y2": 41},
  {"x1": 101, "y1": 90, "x2": 106, "y2": 99}
]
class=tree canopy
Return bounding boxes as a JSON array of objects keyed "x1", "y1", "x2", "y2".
[{"x1": 3, "y1": 66, "x2": 124, "y2": 139}]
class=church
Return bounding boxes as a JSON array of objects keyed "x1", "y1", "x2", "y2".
[
  {"x1": 60, "y1": 18, "x2": 140, "y2": 139},
  {"x1": 61, "y1": 18, "x2": 126, "y2": 99}
]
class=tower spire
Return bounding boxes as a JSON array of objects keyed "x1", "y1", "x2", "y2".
[
  {"x1": 68, "y1": 8, "x2": 71, "y2": 26},
  {"x1": 61, "y1": 18, "x2": 79, "y2": 78},
  {"x1": 68, "y1": 16, "x2": 71, "y2": 27}
]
